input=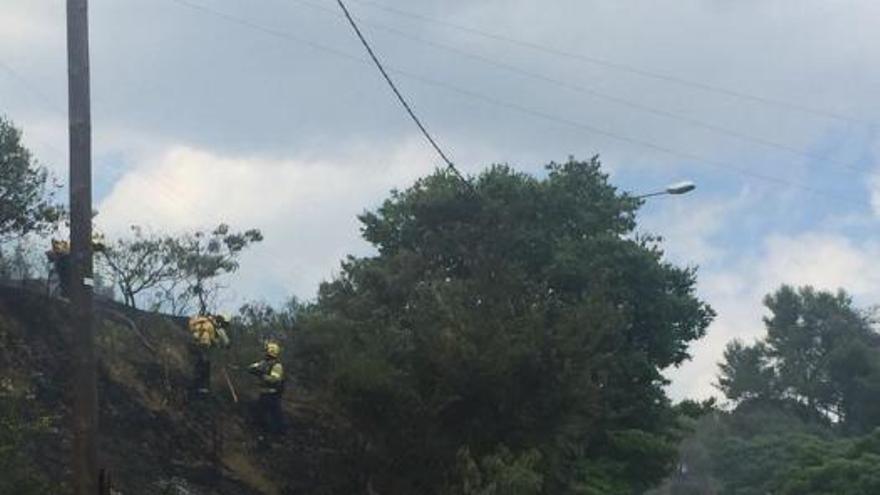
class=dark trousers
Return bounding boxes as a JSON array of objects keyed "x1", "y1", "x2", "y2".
[
  {"x1": 191, "y1": 347, "x2": 211, "y2": 391},
  {"x1": 54, "y1": 257, "x2": 71, "y2": 297},
  {"x1": 257, "y1": 392, "x2": 284, "y2": 435}
]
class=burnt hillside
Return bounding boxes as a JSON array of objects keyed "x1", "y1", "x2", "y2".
[{"x1": 0, "y1": 285, "x2": 357, "y2": 494}]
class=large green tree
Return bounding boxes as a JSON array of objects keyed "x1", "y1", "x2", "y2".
[
  {"x1": 651, "y1": 286, "x2": 880, "y2": 495},
  {"x1": 648, "y1": 398, "x2": 880, "y2": 495},
  {"x1": 718, "y1": 285, "x2": 880, "y2": 431},
  {"x1": 0, "y1": 116, "x2": 59, "y2": 240},
  {"x1": 297, "y1": 158, "x2": 714, "y2": 494},
  {"x1": 717, "y1": 340, "x2": 776, "y2": 403},
  {"x1": 710, "y1": 424, "x2": 880, "y2": 495}
]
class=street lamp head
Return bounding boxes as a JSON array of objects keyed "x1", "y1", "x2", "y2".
[{"x1": 665, "y1": 181, "x2": 696, "y2": 195}]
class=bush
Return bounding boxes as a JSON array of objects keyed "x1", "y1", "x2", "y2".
[{"x1": 0, "y1": 381, "x2": 58, "y2": 493}]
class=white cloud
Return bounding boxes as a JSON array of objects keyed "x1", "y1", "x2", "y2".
[
  {"x1": 757, "y1": 233, "x2": 880, "y2": 295},
  {"x1": 96, "y1": 138, "x2": 439, "y2": 305},
  {"x1": 639, "y1": 187, "x2": 753, "y2": 267},
  {"x1": 667, "y1": 231, "x2": 880, "y2": 401}
]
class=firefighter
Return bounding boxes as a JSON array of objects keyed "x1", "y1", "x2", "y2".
[
  {"x1": 248, "y1": 341, "x2": 285, "y2": 439},
  {"x1": 188, "y1": 313, "x2": 231, "y2": 395},
  {"x1": 45, "y1": 239, "x2": 71, "y2": 297},
  {"x1": 46, "y1": 237, "x2": 107, "y2": 298}
]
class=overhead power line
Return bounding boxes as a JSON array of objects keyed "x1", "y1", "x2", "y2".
[
  {"x1": 395, "y1": 70, "x2": 859, "y2": 204},
  {"x1": 0, "y1": 65, "x2": 68, "y2": 159},
  {"x1": 285, "y1": 0, "x2": 867, "y2": 174},
  {"x1": 348, "y1": 0, "x2": 870, "y2": 127},
  {"x1": 0, "y1": 60, "x2": 68, "y2": 115},
  {"x1": 334, "y1": 0, "x2": 470, "y2": 186},
  {"x1": 164, "y1": 0, "x2": 864, "y2": 206}
]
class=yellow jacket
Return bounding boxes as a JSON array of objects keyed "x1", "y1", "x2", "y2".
[
  {"x1": 248, "y1": 359, "x2": 285, "y2": 394},
  {"x1": 188, "y1": 316, "x2": 230, "y2": 348}
]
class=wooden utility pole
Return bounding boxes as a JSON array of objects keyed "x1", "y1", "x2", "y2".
[{"x1": 66, "y1": 0, "x2": 99, "y2": 493}]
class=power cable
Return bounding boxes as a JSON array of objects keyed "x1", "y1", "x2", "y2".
[
  {"x1": 396, "y1": 70, "x2": 859, "y2": 204},
  {"x1": 334, "y1": 0, "x2": 470, "y2": 187},
  {"x1": 164, "y1": 0, "x2": 865, "y2": 206},
  {"x1": 348, "y1": 0, "x2": 871, "y2": 127},
  {"x1": 285, "y1": 0, "x2": 868, "y2": 174},
  {"x1": 0, "y1": 61, "x2": 71, "y2": 164},
  {"x1": 0, "y1": 60, "x2": 68, "y2": 116},
  {"x1": 0, "y1": 62, "x2": 71, "y2": 172}
]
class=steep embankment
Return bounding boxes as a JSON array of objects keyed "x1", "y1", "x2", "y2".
[{"x1": 0, "y1": 286, "x2": 354, "y2": 494}]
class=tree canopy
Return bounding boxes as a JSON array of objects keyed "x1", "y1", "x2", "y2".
[
  {"x1": 97, "y1": 223, "x2": 263, "y2": 313},
  {"x1": 100, "y1": 225, "x2": 176, "y2": 308},
  {"x1": 296, "y1": 158, "x2": 714, "y2": 494},
  {"x1": 653, "y1": 285, "x2": 880, "y2": 495},
  {"x1": 0, "y1": 116, "x2": 60, "y2": 240},
  {"x1": 718, "y1": 285, "x2": 880, "y2": 432}
]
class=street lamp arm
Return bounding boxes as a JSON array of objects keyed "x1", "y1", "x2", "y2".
[
  {"x1": 634, "y1": 190, "x2": 667, "y2": 199},
  {"x1": 634, "y1": 180, "x2": 696, "y2": 200}
]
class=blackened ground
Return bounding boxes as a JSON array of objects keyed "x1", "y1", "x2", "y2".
[{"x1": 0, "y1": 285, "x2": 360, "y2": 494}]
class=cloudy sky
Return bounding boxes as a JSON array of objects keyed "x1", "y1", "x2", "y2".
[{"x1": 2, "y1": 0, "x2": 879, "y2": 400}]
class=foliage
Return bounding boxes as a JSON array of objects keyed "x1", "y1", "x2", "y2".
[
  {"x1": 674, "y1": 397, "x2": 718, "y2": 420},
  {"x1": 645, "y1": 412, "x2": 723, "y2": 495},
  {"x1": 236, "y1": 298, "x2": 299, "y2": 340},
  {"x1": 99, "y1": 225, "x2": 177, "y2": 308},
  {"x1": 778, "y1": 445, "x2": 880, "y2": 495},
  {"x1": 0, "y1": 239, "x2": 44, "y2": 282},
  {"x1": 651, "y1": 285, "x2": 880, "y2": 494},
  {"x1": 717, "y1": 340, "x2": 776, "y2": 402},
  {"x1": 717, "y1": 285, "x2": 880, "y2": 432},
  {"x1": 0, "y1": 384, "x2": 58, "y2": 494},
  {"x1": 568, "y1": 429, "x2": 679, "y2": 494},
  {"x1": 296, "y1": 159, "x2": 713, "y2": 493},
  {"x1": 709, "y1": 425, "x2": 880, "y2": 495},
  {"x1": 0, "y1": 116, "x2": 61, "y2": 240},
  {"x1": 647, "y1": 399, "x2": 865, "y2": 495},
  {"x1": 96, "y1": 223, "x2": 264, "y2": 312},
  {"x1": 165, "y1": 223, "x2": 263, "y2": 314},
  {"x1": 224, "y1": 298, "x2": 301, "y2": 370},
  {"x1": 714, "y1": 431, "x2": 837, "y2": 495},
  {"x1": 148, "y1": 277, "x2": 192, "y2": 316},
  {"x1": 446, "y1": 446, "x2": 543, "y2": 495}
]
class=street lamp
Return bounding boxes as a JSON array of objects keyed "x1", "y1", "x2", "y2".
[{"x1": 635, "y1": 180, "x2": 696, "y2": 199}]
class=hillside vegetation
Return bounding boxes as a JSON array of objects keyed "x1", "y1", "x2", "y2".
[{"x1": 0, "y1": 284, "x2": 356, "y2": 494}]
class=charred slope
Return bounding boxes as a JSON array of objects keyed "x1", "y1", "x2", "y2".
[{"x1": 0, "y1": 286, "x2": 355, "y2": 494}]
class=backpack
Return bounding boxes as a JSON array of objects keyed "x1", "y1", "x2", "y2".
[{"x1": 188, "y1": 316, "x2": 217, "y2": 347}]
